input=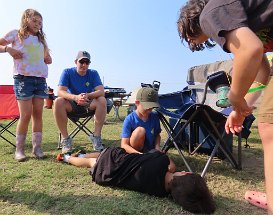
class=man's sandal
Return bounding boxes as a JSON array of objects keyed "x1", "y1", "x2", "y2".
[{"x1": 244, "y1": 190, "x2": 267, "y2": 210}]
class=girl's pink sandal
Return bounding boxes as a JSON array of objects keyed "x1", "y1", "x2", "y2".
[{"x1": 245, "y1": 191, "x2": 267, "y2": 210}]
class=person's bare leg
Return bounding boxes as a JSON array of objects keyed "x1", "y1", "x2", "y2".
[
  {"x1": 31, "y1": 98, "x2": 45, "y2": 158},
  {"x1": 67, "y1": 157, "x2": 96, "y2": 168},
  {"x1": 259, "y1": 122, "x2": 273, "y2": 215},
  {"x1": 15, "y1": 100, "x2": 32, "y2": 161},
  {"x1": 53, "y1": 97, "x2": 72, "y2": 139},
  {"x1": 90, "y1": 96, "x2": 107, "y2": 136},
  {"x1": 129, "y1": 126, "x2": 145, "y2": 151},
  {"x1": 83, "y1": 152, "x2": 100, "y2": 158},
  {"x1": 32, "y1": 97, "x2": 44, "y2": 132},
  {"x1": 68, "y1": 152, "x2": 100, "y2": 168},
  {"x1": 17, "y1": 100, "x2": 32, "y2": 134}
]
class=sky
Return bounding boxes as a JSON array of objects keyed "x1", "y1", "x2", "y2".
[{"x1": 0, "y1": 0, "x2": 233, "y2": 94}]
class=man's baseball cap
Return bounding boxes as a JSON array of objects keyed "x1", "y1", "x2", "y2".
[
  {"x1": 136, "y1": 87, "x2": 159, "y2": 110},
  {"x1": 76, "y1": 51, "x2": 91, "y2": 61}
]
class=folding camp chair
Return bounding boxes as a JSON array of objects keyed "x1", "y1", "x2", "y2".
[
  {"x1": 0, "y1": 85, "x2": 19, "y2": 147},
  {"x1": 57, "y1": 98, "x2": 113, "y2": 149},
  {"x1": 157, "y1": 76, "x2": 251, "y2": 177}
]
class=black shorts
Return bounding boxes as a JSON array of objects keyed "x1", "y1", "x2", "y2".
[{"x1": 67, "y1": 100, "x2": 95, "y2": 118}]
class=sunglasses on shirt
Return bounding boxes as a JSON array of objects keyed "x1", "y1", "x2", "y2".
[{"x1": 79, "y1": 59, "x2": 90, "y2": 65}]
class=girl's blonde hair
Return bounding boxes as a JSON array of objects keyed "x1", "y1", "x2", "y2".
[{"x1": 18, "y1": 9, "x2": 49, "y2": 51}]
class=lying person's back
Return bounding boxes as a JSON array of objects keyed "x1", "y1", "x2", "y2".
[{"x1": 91, "y1": 147, "x2": 169, "y2": 197}]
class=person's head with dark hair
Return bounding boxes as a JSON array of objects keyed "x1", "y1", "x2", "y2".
[
  {"x1": 170, "y1": 172, "x2": 216, "y2": 214},
  {"x1": 177, "y1": 0, "x2": 215, "y2": 52}
]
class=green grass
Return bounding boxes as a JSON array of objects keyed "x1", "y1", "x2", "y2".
[{"x1": 0, "y1": 107, "x2": 266, "y2": 215}]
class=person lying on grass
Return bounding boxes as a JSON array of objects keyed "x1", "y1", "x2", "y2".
[{"x1": 57, "y1": 147, "x2": 216, "y2": 214}]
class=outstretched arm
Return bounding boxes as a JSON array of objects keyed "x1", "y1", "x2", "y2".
[
  {"x1": 224, "y1": 27, "x2": 271, "y2": 134},
  {"x1": 225, "y1": 27, "x2": 266, "y2": 115}
]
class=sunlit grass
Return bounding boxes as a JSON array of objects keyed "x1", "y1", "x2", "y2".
[{"x1": 0, "y1": 107, "x2": 265, "y2": 214}]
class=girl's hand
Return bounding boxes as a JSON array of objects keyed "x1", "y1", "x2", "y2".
[
  {"x1": 44, "y1": 54, "x2": 52, "y2": 64},
  {"x1": 225, "y1": 110, "x2": 245, "y2": 134},
  {"x1": 228, "y1": 92, "x2": 253, "y2": 117},
  {"x1": 8, "y1": 47, "x2": 23, "y2": 59}
]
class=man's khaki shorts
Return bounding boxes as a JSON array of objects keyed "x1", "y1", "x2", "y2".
[{"x1": 258, "y1": 76, "x2": 273, "y2": 124}]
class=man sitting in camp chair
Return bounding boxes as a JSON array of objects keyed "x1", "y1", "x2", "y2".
[{"x1": 53, "y1": 50, "x2": 106, "y2": 153}]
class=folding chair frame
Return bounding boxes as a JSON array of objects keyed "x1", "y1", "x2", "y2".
[
  {"x1": 0, "y1": 85, "x2": 19, "y2": 148},
  {"x1": 57, "y1": 98, "x2": 113, "y2": 149},
  {"x1": 58, "y1": 112, "x2": 95, "y2": 149},
  {"x1": 0, "y1": 118, "x2": 18, "y2": 147},
  {"x1": 157, "y1": 81, "x2": 242, "y2": 177}
]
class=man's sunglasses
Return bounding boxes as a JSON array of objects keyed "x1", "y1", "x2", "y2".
[{"x1": 79, "y1": 59, "x2": 90, "y2": 65}]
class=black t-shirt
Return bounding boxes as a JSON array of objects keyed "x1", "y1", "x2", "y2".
[
  {"x1": 200, "y1": 0, "x2": 273, "y2": 52},
  {"x1": 91, "y1": 147, "x2": 170, "y2": 197}
]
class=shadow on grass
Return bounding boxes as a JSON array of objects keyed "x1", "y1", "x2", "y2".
[
  {"x1": 245, "y1": 136, "x2": 262, "y2": 144},
  {"x1": 214, "y1": 194, "x2": 266, "y2": 215},
  {"x1": 166, "y1": 143, "x2": 264, "y2": 183},
  {"x1": 0, "y1": 187, "x2": 265, "y2": 215},
  {"x1": 0, "y1": 188, "x2": 184, "y2": 215}
]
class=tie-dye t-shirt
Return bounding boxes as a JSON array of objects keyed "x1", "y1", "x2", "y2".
[{"x1": 4, "y1": 30, "x2": 48, "y2": 78}]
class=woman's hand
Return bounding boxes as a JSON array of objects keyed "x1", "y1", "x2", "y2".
[
  {"x1": 225, "y1": 110, "x2": 245, "y2": 134},
  {"x1": 228, "y1": 92, "x2": 253, "y2": 117}
]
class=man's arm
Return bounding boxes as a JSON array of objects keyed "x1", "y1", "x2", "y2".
[
  {"x1": 87, "y1": 85, "x2": 105, "y2": 100},
  {"x1": 57, "y1": 85, "x2": 77, "y2": 101},
  {"x1": 57, "y1": 85, "x2": 87, "y2": 105}
]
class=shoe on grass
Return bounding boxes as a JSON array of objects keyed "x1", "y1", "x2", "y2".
[
  {"x1": 61, "y1": 137, "x2": 73, "y2": 153},
  {"x1": 89, "y1": 134, "x2": 104, "y2": 152},
  {"x1": 32, "y1": 147, "x2": 46, "y2": 159}
]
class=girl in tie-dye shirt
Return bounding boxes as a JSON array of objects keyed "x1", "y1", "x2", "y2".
[{"x1": 0, "y1": 9, "x2": 52, "y2": 162}]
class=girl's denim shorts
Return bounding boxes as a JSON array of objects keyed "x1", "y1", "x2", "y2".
[{"x1": 13, "y1": 74, "x2": 48, "y2": 100}]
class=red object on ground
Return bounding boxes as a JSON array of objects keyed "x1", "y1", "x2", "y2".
[{"x1": 56, "y1": 154, "x2": 64, "y2": 161}]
